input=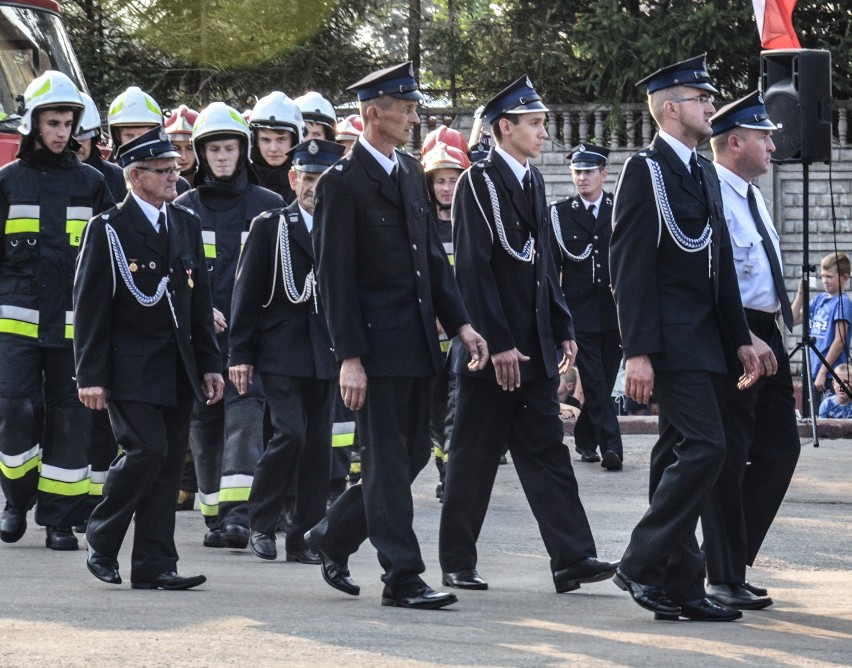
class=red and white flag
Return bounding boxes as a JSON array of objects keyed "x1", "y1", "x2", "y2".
[{"x1": 752, "y1": 0, "x2": 801, "y2": 49}]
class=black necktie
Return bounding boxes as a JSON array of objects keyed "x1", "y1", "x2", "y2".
[
  {"x1": 747, "y1": 184, "x2": 793, "y2": 332},
  {"x1": 523, "y1": 170, "x2": 533, "y2": 209},
  {"x1": 157, "y1": 211, "x2": 168, "y2": 247},
  {"x1": 390, "y1": 165, "x2": 399, "y2": 185},
  {"x1": 587, "y1": 203, "x2": 596, "y2": 220},
  {"x1": 689, "y1": 152, "x2": 703, "y2": 187}
]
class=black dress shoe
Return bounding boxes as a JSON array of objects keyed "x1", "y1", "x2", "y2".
[
  {"x1": 661, "y1": 597, "x2": 743, "y2": 622},
  {"x1": 131, "y1": 571, "x2": 206, "y2": 590},
  {"x1": 249, "y1": 530, "x2": 277, "y2": 560},
  {"x1": 743, "y1": 581, "x2": 769, "y2": 597},
  {"x1": 0, "y1": 506, "x2": 27, "y2": 543},
  {"x1": 613, "y1": 569, "x2": 680, "y2": 616},
  {"x1": 601, "y1": 451, "x2": 623, "y2": 471},
  {"x1": 381, "y1": 585, "x2": 458, "y2": 609},
  {"x1": 442, "y1": 569, "x2": 488, "y2": 590},
  {"x1": 203, "y1": 529, "x2": 229, "y2": 548},
  {"x1": 574, "y1": 446, "x2": 601, "y2": 463},
  {"x1": 706, "y1": 583, "x2": 773, "y2": 610},
  {"x1": 46, "y1": 526, "x2": 79, "y2": 551},
  {"x1": 553, "y1": 557, "x2": 619, "y2": 593},
  {"x1": 304, "y1": 529, "x2": 360, "y2": 596},
  {"x1": 86, "y1": 547, "x2": 121, "y2": 585},
  {"x1": 223, "y1": 524, "x2": 250, "y2": 549},
  {"x1": 286, "y1": 548, "x2": 321, "y2": 565}
]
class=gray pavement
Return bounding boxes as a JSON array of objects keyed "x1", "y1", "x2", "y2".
[{"x1": 1, "y1": 433, "x2": 850, "y2": 667}]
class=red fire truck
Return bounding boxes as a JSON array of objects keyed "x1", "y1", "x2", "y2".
[{"x1": 0, "y1": 0, "x2": 87, "y2": 164}]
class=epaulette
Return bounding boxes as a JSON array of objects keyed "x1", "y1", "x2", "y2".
[
  {"x1": 549, "y1": 197, "x2": 571, "y2": 208},
  {"x1": 171, "y1": 202, "x2": 200, "y2": 219},
  {"x1": 331, "y1": 153, "x2": 354, "y2": 173},
  {"x1": 260, "y1": 209, "x2": 279, "y2": 219},
  {"x1": 472, "y1": 158, "x2": 492, "y2": 171},
  {"x1": 635, "y1": 146, "x2": 659, "y2": 159}
]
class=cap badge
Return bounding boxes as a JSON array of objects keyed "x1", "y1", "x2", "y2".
[
  {"x1": 158, "y1": 128, "x2": 169, "y2": 142},
  {"x1": 308, "y1": 140, "x2": 319, "y2": 155},
  {"x1": 758, "y1": 92, "x2": 765, "y2": 104},
  {"x1": 525, "y1": 76, "x2": 533, "y2": 89},
  {"x1": 578, "y1": 143, "x2": 587, "y2": 153}
]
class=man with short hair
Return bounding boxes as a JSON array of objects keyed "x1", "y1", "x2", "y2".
[
  {"x1": 609, "y1": 54, "x2": 759, "y2": 622},
  {"x1": 307, "y1": 62, "x2": 488, "y2": 610},
  {"x1": 0, "y1": 71, "x2": 112, "y2": 551},
  {"x1": 703, "y1": 91, "x2": 800, "y2": 610},
  {"x1": 75, "y1": 127, "x2": 223, "y2": 589},
  {"x1": 550, "y1": 144, "x2": 623, "y2": 470},
  {"x1": 439, "y1": 76, "x2": 616, "y2": 594}
]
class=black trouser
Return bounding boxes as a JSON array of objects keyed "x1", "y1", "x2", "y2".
[
  {"x1": 703, "y1": 312, "x2": 801, "y2": 584},
  {"x1": 248, "y1": 373, "x2": 333, "y2": 550},
  {"x1": 620, "y1": 370, "x2": 727, "y2": 603},
  {"x1": 311, "y1": 377, "x2": 432, "y2": 598},
  {"x1": 439, "y1": 375, "x2": 597, "y2": 574},
  {"x1": 0, "y1": 338, "x2": 90, "y2": 526},
  {"x1": 572, "y1": 328, "x2": 623, "y2": 457},
  {"x1": 86, "y1": 385, "x2": 193, "y2": 582}
]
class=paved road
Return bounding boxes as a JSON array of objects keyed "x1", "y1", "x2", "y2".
[{"x1": 1, "y1": 434, "x2": 850, "y2": 667}]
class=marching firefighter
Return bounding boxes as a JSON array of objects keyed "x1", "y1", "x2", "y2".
[
  {"x1": 106, "y1": 86, "x2": 163, "y2": 161},
  {"x1": 248, "y1": 92, "x2": 304, "y2": 204},
  {"x1": 229, "y1": 138, "x2": 345, "y2": 562},
  {"x1": 165, "y1": 105, "x2": 199, "y2": 183},
  {"x1": 0, "y1": 71, "x2": 112, "y2": 550},
  {"x1": 295, "y1": 92, "x2": 337, "y2": 142},
  {"x1": 75, "y1": 93, "x2": 126, "y2": 200},
  {"x1": 175, "y1": 102, "x2": 283, "y2": 549}
]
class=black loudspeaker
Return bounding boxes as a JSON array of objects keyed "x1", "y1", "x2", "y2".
[{"x1": 760, "y1": 49, "x2": 832, "y2": 164}]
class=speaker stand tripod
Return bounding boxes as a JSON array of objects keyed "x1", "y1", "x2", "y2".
[{"x1": 788, "y1": 162, "x2": 852, "y2": 447}]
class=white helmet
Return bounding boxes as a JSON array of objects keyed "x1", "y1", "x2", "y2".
[
  {"x1": 75, "y1": 93, "x2": 102, "y2": 141},
  {"x1": 18, "y1": 70, "x2": 84, "y2": 136},
  {"x1": 107, "y1": 86, "x2": 162, "y2": 131},
  {"x1": 191, "y1": 101, "x2": 251, "y2": 164},
  {"x1": 294, "y1": 91, "x2": 336, "y2": 129},
  {"x1": 249, "y1": 91, "x2": 304, "y2": 141}
]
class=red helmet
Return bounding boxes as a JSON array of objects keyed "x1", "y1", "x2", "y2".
[
  {"x1": 421, "y1": 142, "x2": 471, "y2": 173},
  {"x1": 335, "y1": 114, "x2": 363, "y2": 142},
  {"x1": 164, "y1": 105, "x2": 199, "y2": 139},
  {"x1": 421, "y1": 125, "x2": 467, "y2": 157}
]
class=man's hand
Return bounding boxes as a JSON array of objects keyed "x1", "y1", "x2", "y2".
[
  {"x1": 558, "y1": 340, "x2": 578, "y2": 375},
  {"x1": 736, "y1": 345, "x2": 761, "y2": 391},
  {"x1": 457, "y1": 323, "x2": 489, "y2": 372},
  {"x1": 491, "y1": 348, "x2": 530, "y2": 391},
  {"x1": 750, "y1": 331, "x2": 777, "y2": 377},
  {"x1": 625, "y1": 355, "x2": 654, "y2": 405},
  {"x1": 814, "y1": 366, "x2": 829, "y2": 392},
  {"x1": 203, "y1": 373, "x2": 225, "y2": 405},
  {"x1": 340, "y1": 357, "x2": 368, "y2": 411},
  {"x1": 212, "y1": 308, "x2": 228, "y2": 334},
  {"x1": 229, "y1": 364, "x2": 254, "y2": 395},
  {"x1": 78, "y1": 386, "x2": 107, "y2": 411}
]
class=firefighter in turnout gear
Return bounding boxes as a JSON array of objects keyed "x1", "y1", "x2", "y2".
[
  {"x1": 175, "y1": 102, "x2": 283, "y2": 549},
  {"x1": 248, "y1": 92, "x2": 304, "y2": 204},
  {"x1": 0, "y1": 70, "x2": 113, "y2": 550}
]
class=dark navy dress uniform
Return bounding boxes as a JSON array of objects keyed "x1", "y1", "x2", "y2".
[
  {"x1": 74, "y1": 137, "x2": 220, "y2": 582},
  {"x1": 439, "y1": 76, "x2": 600, "y2": 588},
  {"x1": 551, "y1": 149, "x2": 623, "y2": 464},
  {"x1": 610, "y1": 58, "x2": 752, "y2": 607},
  {"x1": 229, "y1": 140, "x2": 340, "y2": 554},
  {"x1": 309, "y1": 70, "x2": 470, "y2": 599}
]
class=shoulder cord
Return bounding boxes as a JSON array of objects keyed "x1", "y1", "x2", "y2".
[
  {"x1": 104, "y1": 223, "x2": 178, "y2": 328},
  {"x1": 273, "y1": 212, "x2": 316, "y2": 309},
  {"x1": 549, "y1": 203, "x2": 595, "y2": 284},
  {"x1": 646, "y1": 157, "x2": 712, "y2": 277},
  {"x1": 467, "y1": 169, "x2": 535, "y2": 263}
]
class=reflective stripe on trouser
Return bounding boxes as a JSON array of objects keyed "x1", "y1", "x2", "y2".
[
  {"x1": 330, "y1": 419, "x2": 355, "y2": 480},
  {"x1": 218, "y1": 377, "x2": 265, "y2": 528},
  {"x1": 188, "y1": 398, "x2": 224, "y2": 527},
  {"x1": 0, "y1": 344, "x2": 92, "y2": 525}
]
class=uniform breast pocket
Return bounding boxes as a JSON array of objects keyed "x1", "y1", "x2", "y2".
[{"x1": 728, "y1": 222, "x2": 762, "y2": 269}]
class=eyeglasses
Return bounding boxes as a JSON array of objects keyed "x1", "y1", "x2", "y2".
[
  {"x1": 135, "y1": 166, "x2": 181, "y2": 176},
  {"x1": 672, "y1": 95, "x2": 715, "y2": 106}
]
